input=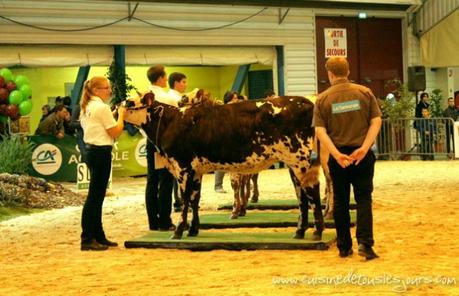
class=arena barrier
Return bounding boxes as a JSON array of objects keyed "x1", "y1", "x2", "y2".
[{"x1": 375, "y1": 118, "x2": 456, "y2": 160}]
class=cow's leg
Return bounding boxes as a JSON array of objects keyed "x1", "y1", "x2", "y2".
[
  {"x1": 321, "y1": 147, "x2": 334, "y2": 219},
  {"x1": 239, "y1": 174, "x2": 251, "y2": 216},
  {"x1": 188, "y1": 174, "x2": 203, "y2": 237},
  {"x1": 250, "y1": 173, "x2": 259, "y2": 203},
  {"x1": 288, "y1": 168, "x2": 308, "y2": 239},
  {"x1": 230, "y1": 173, "x2": 241, "y2": 219},
  {"x1": 173, "y1": 170, "x2": 198, "y2": 239},
  {"x1": 305, "y1": 183, "x2": 324, "y2": 240}
]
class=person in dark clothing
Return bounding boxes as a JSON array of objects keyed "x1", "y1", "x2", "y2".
[
  {"x1": 314, "y1": 56, "x2": 382, "y2": 260},
  {"x1": 443, "y1": 97, "x2": 458, "y2": 155},
  {"x1": 418, "y1": 108, "x2": 437, "y2": 160},
  {"x1": 415, "y1": 92, "x2": 430, "y2": 119},
  {"x1": 70, "y1": 104, "x2": 86, "y2": 163}
]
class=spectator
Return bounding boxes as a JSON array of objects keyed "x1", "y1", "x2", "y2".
[
  {"x1": 418, "y1": 108, "x2": 437, "y2": 160},
  {"x1": 35, "y1": 105, "x2": 68, "y2": 139},
  {"x1": 443, "y1": 97, "x2": 458, "y2": 156},
  {"x1": 40, "y1": 104, "x2": 51, "y2": 122}
]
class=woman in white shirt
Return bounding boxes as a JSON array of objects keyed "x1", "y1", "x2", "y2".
[{"x1": 79, "y1": 76, "x2": 125, "y2": 251}]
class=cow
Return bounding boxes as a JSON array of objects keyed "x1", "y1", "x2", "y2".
[{"x1": 123, "y1": 91, "x2": 324, "y2": 240}]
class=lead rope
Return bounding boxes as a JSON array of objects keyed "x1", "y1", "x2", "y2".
[{"x1": 153, "y1": 105, "x2": 164, "y2": 152}]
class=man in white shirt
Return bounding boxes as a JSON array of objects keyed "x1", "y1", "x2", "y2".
[
  {"x1": 145, "y1": 65, "x2": 177, "y2": 231},
  {"x1": 168, "y1": 72, "x2": 187, "y2": 103},
  {"x1": 167, "y1": 72, "x2": 187, "y2": 212}
]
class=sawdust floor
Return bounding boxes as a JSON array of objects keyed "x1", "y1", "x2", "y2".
[{"x1": 1, "y1": 161, "x2": 459, "y2": 295}]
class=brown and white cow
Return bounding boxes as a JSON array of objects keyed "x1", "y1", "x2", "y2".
[{"x1": 123, "y1": 92, "x2": 324, "y2": 240}]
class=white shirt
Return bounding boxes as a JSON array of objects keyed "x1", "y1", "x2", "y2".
[
  {"x1": 168, "y1": 89, "x2": 183, "y2": 103},
  {"x1": 147, "y1": 85, "x2": 178, "y2": 169},
  {"x1": 80, "y1": 96, "x2": 117, "y2": 146},
  {"x1": 149, "y1": 85, "x2": 179, "y2": 107}
]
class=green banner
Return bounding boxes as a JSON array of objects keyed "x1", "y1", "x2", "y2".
[{"x1": 29, "y1": 132, "x2": 148, "y2": 182}]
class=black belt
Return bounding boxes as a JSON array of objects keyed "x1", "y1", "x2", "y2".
[{"x1": 85, "y1": 144, "x2": 112, "y2": 151}]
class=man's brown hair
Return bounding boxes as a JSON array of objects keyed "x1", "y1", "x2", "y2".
[
  {"x1": 325, "y1": 56, "x2": 349, "y2": 77},
  {"x1": 147, "y1": 65, "x2": 166, "y2": 84}
]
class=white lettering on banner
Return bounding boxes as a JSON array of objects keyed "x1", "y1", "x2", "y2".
[
  {"x1": 76, "y1": 162, "x2": 112, "y2": 191},
  {"x1": 324, "y1": 28, "x2": 347, "y2": 58}
]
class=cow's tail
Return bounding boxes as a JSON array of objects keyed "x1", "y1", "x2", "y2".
[{"x1": 300, "y1": 136, "x2": 321, "y2": 188}]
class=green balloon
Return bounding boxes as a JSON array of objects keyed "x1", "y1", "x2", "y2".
[
  {"x1": 14, "y1": 75, "x2": 30, "y2": 88},
  {"x1": 19, "y1": 99, "x2": 33, "y2": 116},
  {"x1": 8, "y1": 90, "x2": 23, "y2": 105},
  {"x1": 0, "y1": 68, "x2": 14, "y2": 82},
  {"x1": 19, "y1": 84, "x2": 32, "y2": 100},
  {"x1": 0, "y1": 114, "x2": 7, "y2": 124}
]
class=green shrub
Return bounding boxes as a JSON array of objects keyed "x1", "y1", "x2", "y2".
[
  {"x1": 0, "y1": 134, "x2": 34, "y2": 174},
  {"x1": 429, "y1": 88, "x2": 443, "y2": 117},
  {"x1": 381, "y1": 81, "x2": 415, "y2": 120}
]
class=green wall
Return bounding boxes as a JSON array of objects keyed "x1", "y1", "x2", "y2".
[{"x1": 11, "y1": 64, "x2": 270, "y2": 133}]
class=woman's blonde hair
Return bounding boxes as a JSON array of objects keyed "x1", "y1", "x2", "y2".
[{"x1": 80, "y1": 76, "x2": 109, "y2": 112}]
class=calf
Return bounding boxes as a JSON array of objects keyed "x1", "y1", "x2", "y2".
[{"x1": 124, "y1": 92, "x2": 324, "y2": 240}]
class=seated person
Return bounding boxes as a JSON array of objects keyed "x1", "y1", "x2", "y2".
[{"x1": 35, "y1": 105, "x2": 68, "y2": 139}]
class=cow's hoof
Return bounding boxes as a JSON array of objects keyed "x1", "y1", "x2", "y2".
[
  {"x1": 170, "y1": 232, "x2": 183, "y2": 240},
  {"x1": 293, "y1": 230, "x2": 305, "y2": 239},
  {"x1": 250, "y1": 196, "x2": 258, "y2": 203},
  {"x1": 230, "y1": 214, "x2": 238, "y2": 219},
  {"x1": 239, "y1": 210, "x2": 246, "y2": 217},
  {"x1": 312, "y1": 230, "x2": 322, "y2": 241},
  {"x1": 187, "y1": 230, "x2": 199, "y2": 237}
]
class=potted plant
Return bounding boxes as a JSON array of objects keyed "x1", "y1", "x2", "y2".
[
  {"x1": 380, "y1": 79, "x2": 416, "y2": 159},
  {"x1": 429, "y1": 88, "x2": 445, "y2": 153},
  {"x1": 105, "y1": 60, "x2": 137, "y2": 106}
]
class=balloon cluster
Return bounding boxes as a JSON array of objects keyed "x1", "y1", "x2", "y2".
[{"x1": 0, "y1": 68, "x2": 33, "y2": 124}]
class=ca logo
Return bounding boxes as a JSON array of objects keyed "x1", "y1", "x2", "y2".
[{"x1": 32, "y1": 144, "x2": 62, "y2": 175}]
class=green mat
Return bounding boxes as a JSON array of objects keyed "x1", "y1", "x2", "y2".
[
  {"x1": 200, "y1": 211, "x2": 356, "y2": 229},
  {"x1": 217, "y1": 199, "x2": 357, "y2": 211},
  {"x1": 124, "y1": 231, "x2": 336, "y2": 251}
]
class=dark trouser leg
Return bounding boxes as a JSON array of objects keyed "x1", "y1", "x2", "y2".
[
  {"x1": 173, "y1": 180, "x2": 181, "y2": 209},
  {"x1": 350, "y1": 151, "x2": 375, "y2": 247},
  {"x1": 214, "y1": 171, "x2": 225, "y2": 190},
  {"x1": 329, "y1": 155, "x2": 352, "y2": 251},
  {"x1": 158, "y1": 168, "x2": 174, "y2": 228},
  {"x1": 145, "y1": 141, "x2": 159, "y2": 230},
  {"x1": 81, "y1": 147, "x2": 112, "y2": 243}
]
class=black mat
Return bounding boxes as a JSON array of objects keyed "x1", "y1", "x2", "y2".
[
  {"x1": 217, "y1": 199, "x2": 357, "y2": 211},
  {"x1": 200, "y1": 211, "x2": 356, "y2": 229},
  {"x1": 125, "y1": 231, "x2": 336, "y2": 251}
]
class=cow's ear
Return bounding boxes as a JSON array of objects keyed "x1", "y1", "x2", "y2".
[
  {"x1": 142, "y1": 92, "x2": 155, "y2": 106},
  {"x1": 196, "y1": 89, "x2": 204, "y2": 100}
]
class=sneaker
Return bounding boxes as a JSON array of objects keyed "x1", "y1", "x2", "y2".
[
  {"x1": 215, "y1": 188, "x2": 227, "y2": 193},
  {"x1": 358, "y1": 244, "x2": 379, "y2": 260}
]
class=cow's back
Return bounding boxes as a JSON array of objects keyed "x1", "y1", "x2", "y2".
[{"x1": 161, "y1": 96, "x2": 315, "y2": 170}]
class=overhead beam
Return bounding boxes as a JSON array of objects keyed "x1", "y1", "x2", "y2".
[
  {"x1": 106, "y1": 0, "x2": 414, "y2": 11},
  {"x1": 71, "y1": 66, "x2": 90, "y2": 107},
  {"x1": 231, "y1": 64, "x2": 251, "y2": 94}
]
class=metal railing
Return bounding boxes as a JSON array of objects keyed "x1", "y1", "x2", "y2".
[{"x1": 375, "y1": 118, "x2": 456, "y2": 160}]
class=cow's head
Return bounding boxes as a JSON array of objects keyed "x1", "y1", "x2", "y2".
[
  {"x1": 178, "y1": 88, "x2": 209, "y2": 107},
  {"x1": 123, "y1": 92, "x2": 155, "y2": 126}
]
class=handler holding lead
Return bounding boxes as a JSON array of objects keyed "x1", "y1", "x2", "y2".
[{"x1": 313, "y1": 56, "x2": 382, "y2": 260}]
